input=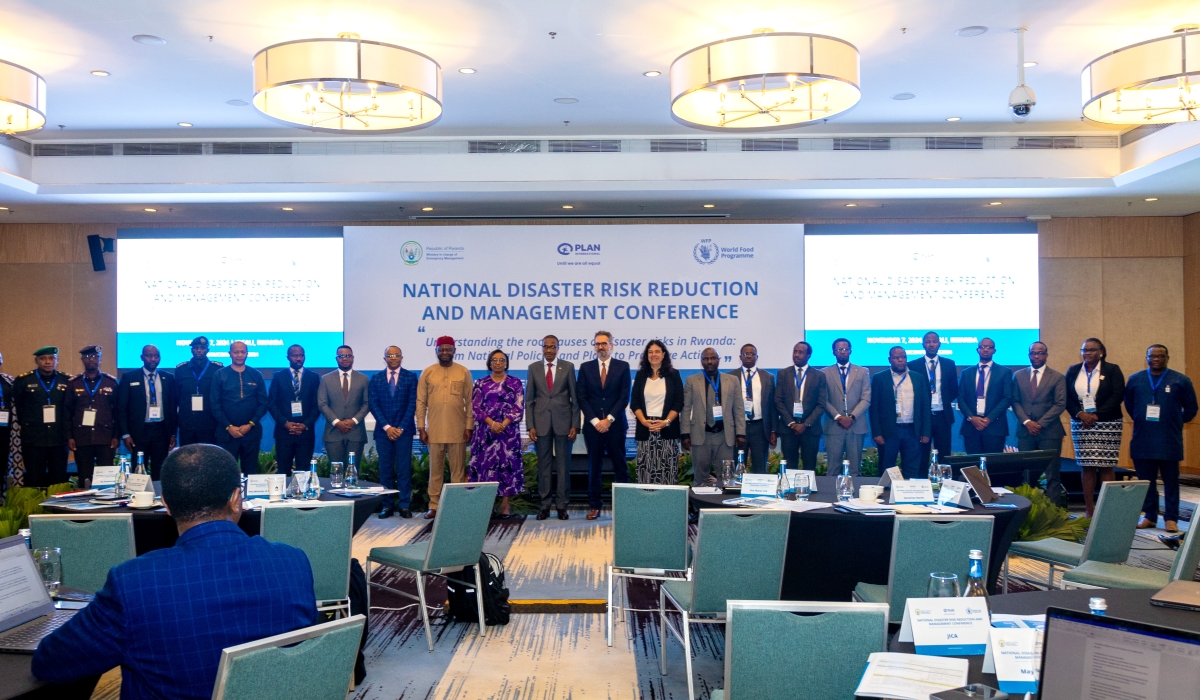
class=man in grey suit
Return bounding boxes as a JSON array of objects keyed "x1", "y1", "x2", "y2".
[
  {"x1": 727, "y1": 344, "x2": 775, "y2": 473},
  {"x1": 822, "y1": 338, "x2": 872, "y2": 475},
  {"x1": 1013, "y1": 341, "x2": 1067, "y2": 505},
  {"x1": 526, "y1": 335, "x2": 579, "y2": 521},
  {"x1": 774, "y1": 341, "x2": 827, "y2": 472},
  {"x1": 682, "y1": 347, "x2": 746, "y2": 485},
  {"x1": 318, "y1": 345, "x2": 370, "y2": 464}
]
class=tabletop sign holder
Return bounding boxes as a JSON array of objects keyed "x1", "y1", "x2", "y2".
[
  {"x1": 740, "y1": 473, "x2": 778, "y2": 497},
  {"x1": 785, "y1": 469, "x2": 817, "y2": 492},
  {"x1": 898, "y1": 597, "x2": 990, "y2": 656},
  {"x1": 126, "y1": 474, "x2": 153, "y2": 492},
  {"x1": 246, "y1": 475, "x2": 272, "y2": 500},
  {"x1": 981, "y1": 626, "x2": 1042, "y2": 694},
  {"x1": 937, "y1": 480, "x2": 973, "y2": 508},
  {"x1": 959, "y1": 467, "x2": 999, "y2": 503},
  {"x1": 91, "y1": 466, "x2": 119, "y2": 488},
  {"x1": 890, "y1": 479, "x2": 935, "y2": 504},
  {"x1": 877, "y1": 466, "x2": 904, "y2": 490}
]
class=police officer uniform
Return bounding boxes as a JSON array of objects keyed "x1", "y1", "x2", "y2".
[
  {"x1": 65, "y1": 345, "x2": 119, "y2": 486},
  {"x1": 175, "y1": 337, "x2": 223, "y2": 446},
  {"x1": 211, "y1": 363, "x2": 269, "y2": 474},
  {"x1": 13, "y1": 347, "x2": 72, "y2": 487}
]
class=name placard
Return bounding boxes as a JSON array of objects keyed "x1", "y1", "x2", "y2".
[
  {"x1": 246, "y1": 475, "x2": 271, "y2": 499},
  {"x1": 898, "y1": 597, "x2": 990, "y2": 656},
  {"x1": 890, "y1": 479, "x2": 935, "y2": 504},
  {"x1": 126, "y1": 474, "x2": 153, "y2": 492},
  {"x1": 92, "y1": 466, "x2": 119, "y2": 487},
  {"x1": 982, "y1": 627, "x2": 1042, "y2": 694},
  {"x1": 937, "y1": 480, "x2": 973, "y2": 508},
  {"x1": 740, "y1": 473, "x2": 778, "y2": 497},
  {"x1": 785, "y1": 469, "x2": 817, "y2": 492},
  {"x1": 877, "y1": 467, "x2": 904, "y2": 489}
]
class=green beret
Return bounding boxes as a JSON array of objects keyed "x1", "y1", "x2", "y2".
[{"x1": 33, "y1": 346, "x2": 58, "y2": 356}]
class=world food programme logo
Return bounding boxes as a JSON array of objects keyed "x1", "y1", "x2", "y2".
[
  {"x1": 693, "y1": 239, "x2": 719, "y2": 264},
  {"x1": 401, "y1": 241, "x2": 423, "y2": 265},
  {"x1": 557, "y1": 243, "x2": 573, "y2": 255}
]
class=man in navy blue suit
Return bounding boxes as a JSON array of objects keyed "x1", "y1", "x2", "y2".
[
  {"x1": 33, "y1": 444, "x2": 318, "y2": 700},
  {"x1": 958, "y1": 337, "x2": 1014, "y2": 454},
  {"x1": 575, "y1": 330, "x2": 631, "y2": 520},
  {"x1": 909, "y1": 331, "x2": 958, "y2": 466},
  {"x1": 267, "y1": 344, "x2": 321, "y2": 477},
  {"x1": 117, "y1": 344, "x2": 178, "y2": 480},
  {"x1": 369, "y1": 345, "x2": 418, "y2": 518},
  {"x1": 871, "y1": 346, "x2": 932, "y2": 478}
]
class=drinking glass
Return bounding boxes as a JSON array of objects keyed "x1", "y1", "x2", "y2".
[
  {"x1": 939, "y1": 464, "x2": 954, "y2": 484},
  {"x1": 796, "y1": 474, "x2": 811, "y2": 501},
  {"x1": 330, "y1": 462, "x2": 345, "y2": 489},
  {"x1": 928, "y1": 572, "x2": 961, "y2": 598},
  {"x1": 720, "y1": 460, "x2": 734, "y2": 488},
  {"x1": 34, "y1": 547, "x2": 61, "y2": 597},
  {"x1": 288, "y1": 474, "x2": 306, "y2": 499}
]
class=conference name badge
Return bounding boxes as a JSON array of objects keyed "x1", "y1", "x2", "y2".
[
  {"x1": 148, "y1": 405, "x2": 162, "y2": 421},
  {"x1": 712, "y1": 405, "x2": 723, "y2": 420},
  {"x1": 982, "y1": 627, "x2": 1042, "y2": 694},
  {"x1": 42, "y1": 405, "x2": 56, "y2": 423},
  {"x1": 898, "y1": 597, "x2": 990, "y2": 656},
  {"x1": 291, "y1": 401, "x2": 303, "y2": 417},
  {"x1": 931, "y1": 394, "x2": 942, "y2": 411},
  {"x1": 1147, "y1": 404, "x2": 1161, "y2": 422},
  {"x1": 92, "y1": 465, "x2": 119, "y2": 487},
  {"x1": 975, "y1": 398, "x2": 987, "y2": 414},
  {"x1": 0, "y1": 410, "x2": 8, "y2": 426},
  {"x1": 890, "y1": 479, "x2": 935, "y2": 504},
  {"x1": 793, "y1": 401, "x2": 804, "y2": 419},
  {"x1": 82, "y1": 409, "x2": 97, "y2": 427},
  {"x1": 740, "y1": 473, "x2": 778, "y2": 498},
  {"x1": 192, "y1": 395, "x2": 204, "y2": 411},
  {"x1": 1082, "y1": 395, "x2": 1097, "y2": 412}
]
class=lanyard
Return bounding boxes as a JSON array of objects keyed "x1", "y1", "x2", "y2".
[
  {"x1": 36, "y1": 373, "x2": 57, "y2": 404},
  {"x1": 704, "y1": 372, "x2": 721, "y2": 402},
  {"x1": 794, "y1": 366, "x2": 808, "y2": 393},
  {"x1": 82, "y1": 374, "x2": 102, "y2": 405},
  {"x1": 1148, "y1": 371, "x2": 1166, "y2": 404},
  {"x1": 1085, "y1": 364, "x2": 1099, "y2": 394},
  {"x1": 145, "y1": 371, "x2": 158, "y2": 405},
  {"x1": 742, "y1": 368, "x2": 755, "y2": 400},
  {"x1": 893, "y1": 371, "x2": 909, "y2": 394},
  {"x1": 191, "y1": 362, "x2": 209, "y2": 394}
]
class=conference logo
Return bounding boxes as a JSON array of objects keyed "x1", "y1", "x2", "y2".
[
  {"x1": 693, "y1": 239, "x2": 720, "y2": 265},
  {"x1": 556, "y1": 242, "x2": 600, "y2": 256},
  {"x1": 401, "y1": 241, "x2": 424, "y2": 265}
]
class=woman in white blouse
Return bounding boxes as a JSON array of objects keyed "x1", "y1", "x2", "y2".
[{"x1": 629, "y1": 340, "x2": 684, "y2": 484}]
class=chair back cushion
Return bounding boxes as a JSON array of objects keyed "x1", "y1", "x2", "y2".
[
  {"x1": 213, "y1": 615, "x2": 364, "y2": 700},
  {"x1": 260, "y1": 503, "x2": 354, "y2": 603},
  {"x1": 28, "y1": 515, "x2": 135, "y2": 593},
  {"x1": 1170, "y1": 524, "x2": 1200, "y2": 582},
  {"x1": 1082, "y1": 481, "x2": 1150, "y2": 564},
  {"x1": 887, "y1": 516, "x2": 993, "y2": 623},
  {"x1": 612, "y1": 484, "x2": 689, "y2": 571},
  {"x1": 426, "y1": 482, "x2": 499, "y2": 570},
  {"x1": 691, "y1": 511, "x2": 789, "y2": 614}
]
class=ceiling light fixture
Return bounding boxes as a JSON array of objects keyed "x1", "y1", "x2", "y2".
[
  {"x1": 562, "y1": 205, "x2": 574, "y2": 209},
  {"x1": 0, "y1": 59, "x2": 46, "y2": 134},
  {"x1": 669, "y1": 30, "x2": 860, "y2": 130},
  {"x1": 132, "y1": 35, "x2": 166, "y2": 46},
  {"x1": 845, "y1": 203, "x2": 857, "y2": 207},
  {"x1": 703, "y1": 204, "x2": 715, "y2": 208},
  {"x1": 1083, "y1": 25, "x2": 1200, "y2": 123},
  {"x1": 946, "y1": 116, "x2": 961, "y2": 121},
  {"x1": 421, "y1": 206, "x2": 434, "y2": 211},
  {"x1": 458, "y1": 68, "x2": 476, "y2": 74},
  {"x1": 90, "y1": 70, "x2": 110, "y2": 77},
  {"x1": 1145, "y1": 197, "x2": 1159, "y2": 201},
  {"x1": 0, "y1": 206, "x2": 8, "y2": 210},
  {"x1": 989, "y1": 201, "x2": 1003, "y2": 206},
  {"x1": 1023, "y1": 61, "x2": 1038, "y2": 68},
  {"x1": 252, "y1": 33, "x2": 443, "y2": 132},
  {"x1": 143, "y1": 208, "x2": 157, "y2": 212},
  {"x1": 955, "y1": 26, "x2": 988, "y2": 37},
  {"x1": 643, "y1": 70, "x2": 661, "y2": 77},
  {"x1": 177, "y1": 122, "x2": 192, "y2": 127},
  {"x1": 281, "y1": 207, "x2": 294, "y2": 211}
]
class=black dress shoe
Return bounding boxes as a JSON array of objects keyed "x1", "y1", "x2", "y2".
[
  {"x1": 536, "y1": 509, "x2": 550, "y2": 521},
  {"x1": 379, "y1": 507, "x2": 393, "y2": 519},
  {"x1": 558, "y1": 509, "x2": 569, "y2": 520},
  {"x1": 399, "y1": 508, "x2": 413, "y2": 519}
]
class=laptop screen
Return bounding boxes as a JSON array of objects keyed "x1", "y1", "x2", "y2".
[
  {"x1": 0, "y1": 535, "x2": 54, "y2": 632},
  {"x1": 1040, "y1": 607, "x2": 1200, "y2": 700}
]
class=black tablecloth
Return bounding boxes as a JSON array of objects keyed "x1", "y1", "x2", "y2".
[
  {"x1": 41, "y1": 478, "x2": 387, "y2": 555},
  {"x1": 888, "y1": 588, "x2": 1200, "y2": 688},
  {"x1": 690, "y1": 476, "x2": 1031, "y2": 601}
]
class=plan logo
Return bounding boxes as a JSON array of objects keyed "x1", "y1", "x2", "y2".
[
  {"x1": 694, "y1": 239, "x2": 720, "y2": 264},
  {"x1": 557, "y1": 242, "x2": 601, "y2": 256},
  {"x1": 401, "y1": 241, "x2": 424, "y2": 265}
]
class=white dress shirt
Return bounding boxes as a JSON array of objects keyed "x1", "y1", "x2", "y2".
[
  {"x1": 740, "y1": 367, "x2": 763, "y2": 420},
  {"x1": 334, "y1": 370, "x2": 359, "y2": 426},
  {"x1": 892, "y1": 370, "x2": 914, "y2": 424},
  {"x1": 925, "y1": 356, "x2": 943, "y2": 411}
]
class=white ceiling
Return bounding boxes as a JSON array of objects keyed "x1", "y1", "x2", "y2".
[{"x1": 1, "y1": 0, "x2": 1195, "y2": 138}]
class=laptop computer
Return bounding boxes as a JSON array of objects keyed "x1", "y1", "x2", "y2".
[
  {"x1": 1038, "y1": 606, "x2": 1200, "y2": 699},
  {"x1": 0, "y1": 534, "x2": 76, "y2": 654},
  {"x1": 1151, "y1": 580, "x2": 1200, "y2": 612}
]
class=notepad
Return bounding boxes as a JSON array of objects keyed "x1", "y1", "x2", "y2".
[{"x1": 855, "y1": 652, "x2": 969, "y2": 700}]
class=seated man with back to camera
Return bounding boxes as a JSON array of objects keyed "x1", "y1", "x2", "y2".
[{"x1": 32, "y1": 444, "x2": 318, "y2": 700}]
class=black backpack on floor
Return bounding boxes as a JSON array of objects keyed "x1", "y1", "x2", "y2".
[{"x1": 445, "y1": 552, "x2": 510, "y2": 626}]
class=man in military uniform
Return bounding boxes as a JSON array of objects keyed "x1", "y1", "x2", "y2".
[
  {"x1": 65, "y1": 345, "x2": 119, "y2": 486},
  {"x1": 13, "y1": 347, "x2": 72, "y2": 487},
  {"x1": 117, "y1": 345, "x2": 177, "y2": 480},
  {"x1": 175, "y1": 336, "x2": 222, "y2": 446},
  {"x1": 211, "y1": 341, "x2": 268, "y2": 474},
  {"x1": 0, "y1": 351, "x2": 15, "y2": 486}
]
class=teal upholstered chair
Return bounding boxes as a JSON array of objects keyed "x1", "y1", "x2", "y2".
[
  {"x1": 260, "y1": 502, "x2": 354, "y2": 617},
  {"x1": 852, "y1": 515, "x2": 993, "y2": 624},
  {"x1": 27, "y1": 513, "x2": 135, "y2": 593},
  {"x1": 607, "y1": 483, "x2": 690, "y2": 646},
  {"x1": 366, "y1": 482, "x2": 498, "y2": 651},
  {"x1": 711, "y1": 601, "x2": 889, "y2": 700},
  {"x1": 1004, "y1": 480, "x2": 1148, "y2": 591},
  {"x1": 1062, "y1": 524, "x2": 1200, "y2": 590},
  {"x1": 211, "y1": 614, "x2": 365, "y2": 700},
  {"x1": 660, "y1": 509, "x2": 789, "y2": 700}
]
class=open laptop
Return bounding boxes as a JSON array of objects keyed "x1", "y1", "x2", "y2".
[
  {"x1": 0, "y1": 534, "x2": 76, "y2": 654},
  {"x1": 1151, "y1": 580, "x2": 1200, "y2": 612},
  {"x1": 1038, "y1": 606, "x2": 1200, "y2": 699}
]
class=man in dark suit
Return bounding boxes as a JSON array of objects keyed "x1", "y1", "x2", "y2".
[
  {"x1": 727, "y1": 344, "x2": 775, "y2": 473},
  {"x1": 174, "y1": 336, "x2": 222, "y2": 446},
  {"x1": 909, "y1": 331, "x2": 958, "y2": 467},
  {"x1": 33, "y1": 444, "x2": 318, "y2": 700},
  {"x1": 1012, "y1": 341, "x2": 1067, "y2": 504},
  {"x1": 870, "y1": 346, "x2": 932, "y2": 478},
  {"x1": 575, "y1": 330, "x2": 631, "y2": 520},
  {"x1": 210, "y1": 341, "x2": 269, "y2": 474},
  {"x1": 66, "y1": 345, "x2": 120, "y2": 486},
  {"x1": 368, "y1": 345, "x2": 418, "y2": 518},
  {"x1": 267, "y1": 345, "x2": 321, "y2": 478},
  {"x1": 117, "y1": 345, "x2": 178, "y2": 480},
  {"x1": 774, "y1": 341, "x2": 826, "y2": 472},
  {"x1": 526, "y1": 335, "x2": 579, "y2": 521},
  {"x1": 958, "y1": 337, "x2": 1014, "y2": 454}
]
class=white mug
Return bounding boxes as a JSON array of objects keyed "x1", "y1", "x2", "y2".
[
  {"x1": 859, "y1": 485, "x2": 883, "y2": 501},
  {"x1": 267, "y1": 475, "x2": 286, "y2": 501},
  {"x1": 131, "y1": 491, "x2": 155, "y2": 507}
]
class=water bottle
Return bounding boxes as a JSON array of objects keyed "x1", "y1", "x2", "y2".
[
  {"x1": 836, "y1": 460, "x2": 853, "y2": 502},
  {"x1": 1089, "y1": 597, "x2": 1107, "y2": 616},
  {"x1": 979, "y1": 455, "x2": 990, "y2": 486},
  {"x1": 777, "y1": 460, "x2": 790, "y2": 499},
  {"x1": 304, "y1": 458, "x2": 320, "y2": 499},
  {"x1": 930, "y1": 448, "x2": 939, "y2": 473},
  {"x1": 135, "y1": 451, "x2": 146, "y2": 475},
  {"x1": 963, "y1": 549, "x2": 988, "y2": 597},
  {"x1": 346, "y1": 451, "x2": 359, "y2": 488},
  {"x1": 116, "y1": 456, "x2": 129, "y2": 497},
  {"x1": 735, "y1": 450, "x2": 746, "y2": 486},
  {"x1": 928, "y1": 459, "x2": 941, "y2": 494}
]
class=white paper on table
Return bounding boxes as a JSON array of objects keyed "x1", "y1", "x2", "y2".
[
  {"x1": 739, "y1": 473, "x2": 778, "y2": 497},
  {"x1": 759, "y1": 500, "x2": 833, "y2": 513},
  {"x1": 49, "y1": 489, "x2": 99, "y2": 498},
  {"x1": 691, "y1": 487, "x2": 723, "y2": 495},
  {"x1": 837, "y1": 500, "x2": 896, "y2": 512},
  {"x1": 854, "y1": 652, "x2": 969, "y2": 700},
  {"x1": 991, "y1": 486, "x2": 1012, "y2": 495},
  {"x1": 898, "y1": 597, "x2": 991, "y2": 656},
  {"x1": 990, "y1": 614, "x2": 1045, "y2": 630}
]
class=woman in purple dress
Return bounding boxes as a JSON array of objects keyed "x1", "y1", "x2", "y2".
[{"x1": 469, "y1": 349, "x2": 526, "y2": 517}]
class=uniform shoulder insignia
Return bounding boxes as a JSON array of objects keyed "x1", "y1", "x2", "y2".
[
  {"x1": 102, "y1": 372, "x2": 117, "y2": 380},
  {"x1": 213, "y1": 361, "x2": 224, "y2": 367},
  {"x1": 69, "y1": 373, "x2": 82, "y2": 381},
  {"x1": 17, "y1": 370, "x2": 33, "y2": 377},
  {"x1": 176, "y1": 361, "x2": 189, "y2": 368}
]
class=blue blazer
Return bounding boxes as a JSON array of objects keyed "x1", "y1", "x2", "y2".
[
  {"x1": 33, "y1": 520, "x2": 318, "y2": 700},
  {"x1": 576, "y1": 358, "x2": 631, "y2": 431},
  {"x1": 369, "y1": 367, "x2": 418, "y2": 436},
  {"x1": 267, "y1": 368, "x2": 322, "y2": 437},
  {"x1": 958, "y1": 363, "x2": 1015, "y2": 437}
]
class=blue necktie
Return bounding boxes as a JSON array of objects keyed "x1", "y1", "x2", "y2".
[{"x1": 148, "y1": 373, "x2": 157, "y2": 406}]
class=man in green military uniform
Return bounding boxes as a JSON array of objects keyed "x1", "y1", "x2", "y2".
[
  {"x1": 14, "y1": 346, "x2": 72, "y2": 487},
  {"x1": 175, "y1": 336, "x2": 223, "y2": 446},
  {"x1": 65, "y1": 345, "x2": 120, "y2": 487}
]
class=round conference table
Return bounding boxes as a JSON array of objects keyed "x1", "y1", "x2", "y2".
[{"x1": 689, "y1": 475, "x2": 1031, "y2": 601}]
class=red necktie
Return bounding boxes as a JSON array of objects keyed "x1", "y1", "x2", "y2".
[
  {"x1": 546, "y1": 364, "x2": 554, "y2": 393},
  {"x1": 600, "y1": 362, "x2": 607, "y2": 388}
]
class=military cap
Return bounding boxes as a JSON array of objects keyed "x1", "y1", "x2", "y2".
[
  {"x1": 190, "y1": 336, "x2": 209, "y2": 347},
  {"x1": 79, "y1": 345, "x2": 102, "y2": 355},
  {"x1": 33, "y1": 346, "x2": 58, "y2": 356}
]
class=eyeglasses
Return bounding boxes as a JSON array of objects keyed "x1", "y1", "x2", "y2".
[
  {"x1": 384, "y1": 353, "x2": 401, "y2": 358},
  {"x1": 542, "y1": 345, "x2": 557, "y2": 350},
  {"x1": 336, "y1": 354, "x2": 353, "y2": 359},
  {"x1": 594, "y1": 341, "x2": 610, "y2": 347}
]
